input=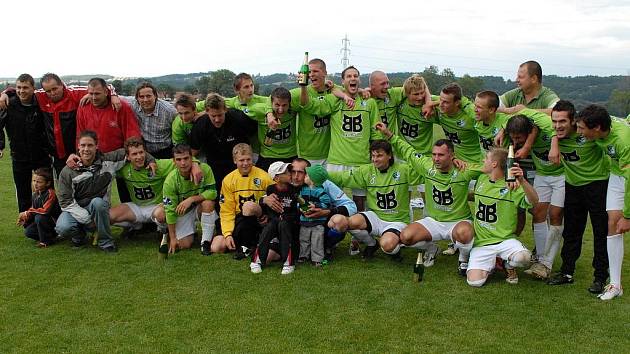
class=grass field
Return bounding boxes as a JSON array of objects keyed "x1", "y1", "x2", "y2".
[{"x1": 0, "y1": 147, "x2": 628, "y2": 353}]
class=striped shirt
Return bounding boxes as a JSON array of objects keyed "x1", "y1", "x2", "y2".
[{"x1": 126, "y1": 98, "x2": 177, "y2": 152}]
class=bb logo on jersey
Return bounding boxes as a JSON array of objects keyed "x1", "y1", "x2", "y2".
[
  {"x1": 238, "y1": 194, "x2": 255, "y2": 211},
  {"x1": 444, "y1": 131, "x2": 461, "y2": 144},
  {"x1": 560, "y1": 150, "x2": 580, "y2": 162},
  {"x1": 270, "y1": 126, "x2": 292, "y2": 143},
  {"x1": 342, "y1": 114, "x2": 363, "y2": 136},
  {"x1": 432, "y1": 186, "x2": 453, "y2": 205},
  {"x1": 376, "y1": 190, "x2": 397, "y2": 210},
  {"x1": 380, "y1": 114, "x2": 388, "y2": 127},
  {"x1": 479, "y1": 136, "x2": 493, "y2": 151},
  {"x1": 476, "y1": 202, "x2": 497, "y2": 223},
  {"x1": 313, "y1": 115, "x2": 330, "y2": 128},
  {"x1": 400, "y1": 120, "x2": 419, "y2": 138},
  {"x1": 133, "y1": 186, "x2": 155, "y2": 200}
]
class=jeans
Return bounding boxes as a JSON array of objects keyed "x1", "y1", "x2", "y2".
[{"x1": 55, "y1": 197, "x2": 114, "y2": 249}]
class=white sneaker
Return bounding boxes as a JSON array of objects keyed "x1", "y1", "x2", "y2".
[
  {"x1": 598, "y1": 284, "x2": 623, "y2": 300},
  {"x1": 349, "y1": 239, "x2": 360, "y2": 256},
  {"x1": 442, "y1": 243, "x2": 457, "y2": 256},
  {"x1": 423, "y1": 243, "x2": 439, "y2": 267},
  {"x1": 250, "y1": 262, "x2": 262, "y2": 274},
  {"x1": 281, "y1": 265, "x2": 295, "y2": 275}
]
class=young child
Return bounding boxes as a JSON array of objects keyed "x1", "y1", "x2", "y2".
[
  {"x1": 298, "y1": 165, "x2": 331, "y2": 266},
  {"x1": 16, "y1": 168, "x2": 61, "y2": 247},
  {"x1": 250, "y1": 162, "x2": 301, "y2": 275}
]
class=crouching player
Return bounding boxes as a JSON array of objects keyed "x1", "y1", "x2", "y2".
[
  {"x1": 162, "y1": 144, "x2": 218, "y2": 254},
  {"x1": 467, "y1": 148, "x2": 539, "y2": 287}
]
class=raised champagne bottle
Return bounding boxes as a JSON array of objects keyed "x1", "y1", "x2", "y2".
[
  {"x1": 413, "y1": 252, "x2": 424, "y2": 282},
  {"x1": 505, "y1": 145, "x2": 516, "y2": 182},
  {"x1": 298, "y1": 52, "x2": 309, "y2": 86}
]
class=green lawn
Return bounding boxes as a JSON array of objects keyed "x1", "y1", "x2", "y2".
[{"x1": 0, "y1": 149, "x2": 628, "y2": 353}]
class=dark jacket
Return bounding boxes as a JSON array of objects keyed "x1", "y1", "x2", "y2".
[{"x1": 0, "y1": 94, "x2": 52, "y2": 162}]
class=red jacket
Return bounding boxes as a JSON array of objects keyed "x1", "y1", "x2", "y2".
[{"x1": 76, "y1": 98, "x2": 141, "y2": 152}]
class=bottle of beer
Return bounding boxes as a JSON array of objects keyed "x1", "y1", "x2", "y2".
[
  {"x1": 264, "y1": 117, "x2": 280, "y2": 146},
  {"x1": 296, "y1": 195, "x2": 310, "y2": 213},
  {"x1": 298, "y1": 51, "x2": 309, "y2": 86},
  {"x1": 413, "y1": 252, "x2": 424, "y2": 282},
  {"x1": 505, "y1": 144, "x2": 516, "y2": 182}
]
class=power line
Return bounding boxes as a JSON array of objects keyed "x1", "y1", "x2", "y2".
[{"x1": 340, "y1": 34, "x2": 350, "y2": 69}]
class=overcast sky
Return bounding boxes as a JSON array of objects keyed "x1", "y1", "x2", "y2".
[{"x1": 2, "y1": 0, "x2": 629, "y2": 80}]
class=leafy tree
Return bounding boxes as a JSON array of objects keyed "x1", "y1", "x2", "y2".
[
  {"x1": 111, "y1": 80, "x2": 123, "y2": 95},
  {"x1": 458, "y1": 74, "x2": 484, "y2": 99},
  {"x1": 607, "y1": 89, "x2": 630, "y2": 117},
  {"x1": 157, "y1": 83, "x2": 176, "y2": 99}
]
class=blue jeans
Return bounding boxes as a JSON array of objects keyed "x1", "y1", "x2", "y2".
[{"x1": 55, "y1": 198, "x2": 114, "y2": 249}]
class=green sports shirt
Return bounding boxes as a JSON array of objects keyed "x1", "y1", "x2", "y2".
[
  {"x1": 514, "y1": 108, "x2": 563, "y2": 176},
  {"x1": 328, "y1": 161, "x2": 422, "y2": 223},
  {"x1": 396, "y1": 97, "x2": 437, "y2": 156},
  {"x1": 595, "y1": 118, "x2": 630, "y2": 217},
  {"x1": 117, "y1": 159, "x2": 178, "y2": 206},
  {"x1": 162, "y1": 163, "x2": 217, "y2": 225},
  {"x1": 473, "y1": 174, "x2": 532, "y2": 246},
  {"x1": 248, "y1": 103, "x2": 298, "y2": 159},
  {"x1": 558, "y1": 131, "x2": 609, "y2": 186},
  {"x1": 374, "y1": 87, "x2": 405, "y2": 134},
  {"x1": 301, "y1": 94, "x2": 382, "y2": 166},
  {"x1": 171, "y1": 116, "x2": 194, "y2": 145},
  {"x1": 500, "y1": 86, "x2": 559, "y2": 109},
  {"x1": 289, "y1": 86, "x2": 334, "y2": 160},
  {"x1": 432, "y1": 96, "x2": 483, "y2": 163},
  {"x1": 474, "y1": 113, "x2": 509, "y2": 154},
  {"x1": 391, "y1": 135, "x2": 482, "y2": 221}
]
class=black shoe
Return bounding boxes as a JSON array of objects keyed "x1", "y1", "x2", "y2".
[
  {"x1": 71, "y1": 238, "x2": 86, "y2": 248},
  {"x1": 458, "y1": 261, "x2": 468, "y2": 277},
  {"x1": 233, "y1": 249, "x2": 246, "y2": 260},
  {"x1": 547, "y1": 273, "x2": 574, "y2": 285},
  {"x1": 362, "y1": 244, "x2": 378, "y2": 260},
  {"x1": 119, "y1": 228, "x2": 137, "y2": 239},
  {"x1": 201, "y1": 241, "x2": 212, "y2": 256},
  {"x1": 324, "y1": 248, "x2": 334, "y2": 262},
  {"x1": 101, "y1": 245, "x2": 118, "y2": 253},
  {"x1": 390, "y1": 252, "x2": 403, "y2": 262},
  {"x1": 588, "y1": 279, "x2": 605, "y2": 294}
]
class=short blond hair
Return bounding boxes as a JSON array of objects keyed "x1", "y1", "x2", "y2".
[
  {"x1": 488, "y1": 147, "x2": 507, "y2": 170},
  {"x1": 232, "y1": 143, "x2": 252, "y2": 158},
  {"x1": 205, "y1": 93, "x2": 226, "y2": 110},
  {"x1": 403, "y1": 74, "x2": 427, "y2": 96}
]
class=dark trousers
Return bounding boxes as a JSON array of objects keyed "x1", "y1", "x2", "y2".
[
  {"x1": 560, "y1": 179, "x2": 609, "y2": 281},
  {"x1": 232, "y1": 214, "x2": 261, "y2": 250},
  {"x1": 324, "y1": 206, "x2": 351, "y2": 250},
  {"x1": 253, "y1": 218, "x2": 298, "y2": 266},
  {"x1": 24, "y1": 214, "x2": 57, "y2": 245},
  {"x1": 116, "y1": 176, "x2": 132, "y2": 203},
  {"x1": 12, "y1": 158, "x2": 52, "y2": 212},
  {"x1": 52, "y1": 156, "x2": 67, "y2": 177}
]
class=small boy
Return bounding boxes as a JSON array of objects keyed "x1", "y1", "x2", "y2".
[
  {"x1": 298, "y1": 165, "x2": 331, "y2": 266},
  {"x1": 250, "y1": 161, "x2": 301, "y2": 275},
  {"x1": 17, "y1": 168, "x2": 61, "y2": 247}
]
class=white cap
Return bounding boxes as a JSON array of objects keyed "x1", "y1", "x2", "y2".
[{"x1": 268, "y1": 161, "x2": 291, "y2": 180}]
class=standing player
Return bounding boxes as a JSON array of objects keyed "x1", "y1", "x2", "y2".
[
  {"x1": 467, "y1": 148, "x2": 538, "y2": 287},
  {"x1": 546, "y1": 101, "x2": 610, "y2": 295},
  {"x1": 499, "y1": 60, "x2": 560, "y2": 116},
  {"x1": 473, "y1": 90, "x2": 509, "y2": 155},
  {"x1": 575, "y1": 105, "x2": 629, "y2": 300}
]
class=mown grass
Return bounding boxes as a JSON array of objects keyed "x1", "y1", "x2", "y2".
[{"x1": 0, "y1": 144, "x2": 628, "y2": 353}]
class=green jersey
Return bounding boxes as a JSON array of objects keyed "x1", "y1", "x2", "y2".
[
  {"x1": 391, "y1": 135, "x2": 482, "y2": 221},
  {"x1": 500, "y1": 86, "x2": 559, "y2": 109},
  {"x1": 396, "y1": 97, "x2": 437, "y2": 156},
  {"x1": 558, "y1": 131, "x2": 609, "y2": 186},
  {"x1": 289, "y1": 86, "x2": 333, "y2": 160},
  {"x1": 302, "y1": 94, "x2": 382, "y2": 166},
  {"x1": 515, "y1": 108, "x2": 563, "y2": 176},
  {"x1": 117, "y1": 159, "x2": 177, "y2": 206},
  {"x1": 474, "y1": 113, "x2": 509, "y2": 154},
  {"x1": 374, "y1": 87, "x2": 405, "y2": 134},
  {"x1": 171, "y1": 116, "x2": 193, "y2": 144},
  {"x1": 473, "y1": 174, "x2": 532, "y2": 246},
  {"x1": 249, "y1": 103, "x2": 298, "y2": 158},
  {"x1": 328, "y1": 161, "x2": 421, "y2": 223},
  {"x1": 432, "y1": 96, "x2": 483, "y2": 163},
  {"x1": 595, "y1": 118, "x2": 630, "y2": 217},
  {"x1": 162, "y1": 163, "x2": 217, "y2": 225}
]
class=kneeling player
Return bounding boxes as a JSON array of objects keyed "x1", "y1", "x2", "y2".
[
  {"x1": 467, "y1": 148, "x2": 539, "y2": 287},
  {"x1": 163, "y1": 144, "x2": 218, "y2": 254}
]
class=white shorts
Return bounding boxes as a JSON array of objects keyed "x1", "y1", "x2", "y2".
[
  {"x1": 534, "y1": 174, "x2": 565, "y2": 207},
  {"x1": 606, "y1": 174, "x2": 626, "y2": 211},
  {"x1": 308, "y1": 158, "x2": 327, "y2": 168},
  {"x1": 468, "y1": 239, "x2": 528, "y2": 272},
  {"x1": 174, "y1": 204, "x2": 201, "y2": 240},
  {"x1": 125, "y1": 202, "x2": 160, "y2": 224},
  {"x1": 416, "y1": 217, "x2": 472, "y2": 242},
  {"x1": 360, "y1": 211, "x2": 406, "y2": 237},
  {"x1": 327, "y1": 163, "x2": 366, "y2": 197}
]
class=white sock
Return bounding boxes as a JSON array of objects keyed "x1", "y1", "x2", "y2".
[
  {"x1": 533, "y1": 222, "x2": 548, "y2": 261},
  {"x1": 201, "y1": 211, "x2": 217, "y2": 244},
  {"x1": 113, "y1": 221, "x2": 133, "y2": 228},
  {"x1": 383, "y1": 243, "x2": 401, "y2": 255},
  {"x1": 542, "y1": 225, "x2": 563, "y2": 268},
  {"x1": 456, "y1": 241, "x2": 472, "y2": 263},
  {"x1": 350, "y1": 229, "x2": 376, "y2": 246},
  {"x1": 607, "y1": 234, "x2": 624, "y2": 286}
]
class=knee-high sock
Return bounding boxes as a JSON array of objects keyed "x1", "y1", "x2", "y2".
[
  {"x1": 350, "y1": 229, "x2": 375, "y2": 246},
  {"x1": 533, "y1": 222, "x2": 548, "y2": 260},
  {"x1": 607, "y1": 234, "x2": 624, "y2": 286},
  {"x1": 456, "y1": 241, "x2": 473, "y2": 263},
  {"x1": 542, "y1": 225, "x2": 563, "y2": 268},
  {"x1": 201, "y1": 211, "x2": 218, "y2": 244}
]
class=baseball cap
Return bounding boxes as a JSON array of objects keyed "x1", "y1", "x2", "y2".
[{"x1": 268, "y1": 161, "x2": 291, "y2": 180}]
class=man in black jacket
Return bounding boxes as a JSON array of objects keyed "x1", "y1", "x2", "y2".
[{"x1": 0, "y1": 74, "x2": 52, "y2": 212}]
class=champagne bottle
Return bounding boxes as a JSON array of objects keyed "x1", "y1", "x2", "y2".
[
  {"x1": 413, "y1": 252, "x2": 424, "y2": 282},
  {"x1": 158, "y1": 233, "x2": 169, "y2": 260},
  {"x1": 298, "y1": 51, "x2": 309, "y2": 86},
  {"x1": 264, "y1": 117, "x2": 279, "y2": 146},
  {"x1": 505, "y1": 144, "x2": 516, "y2": 182},
  {"x1": 296, "y1": 195, "x2": 310, "y2": 213}
]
